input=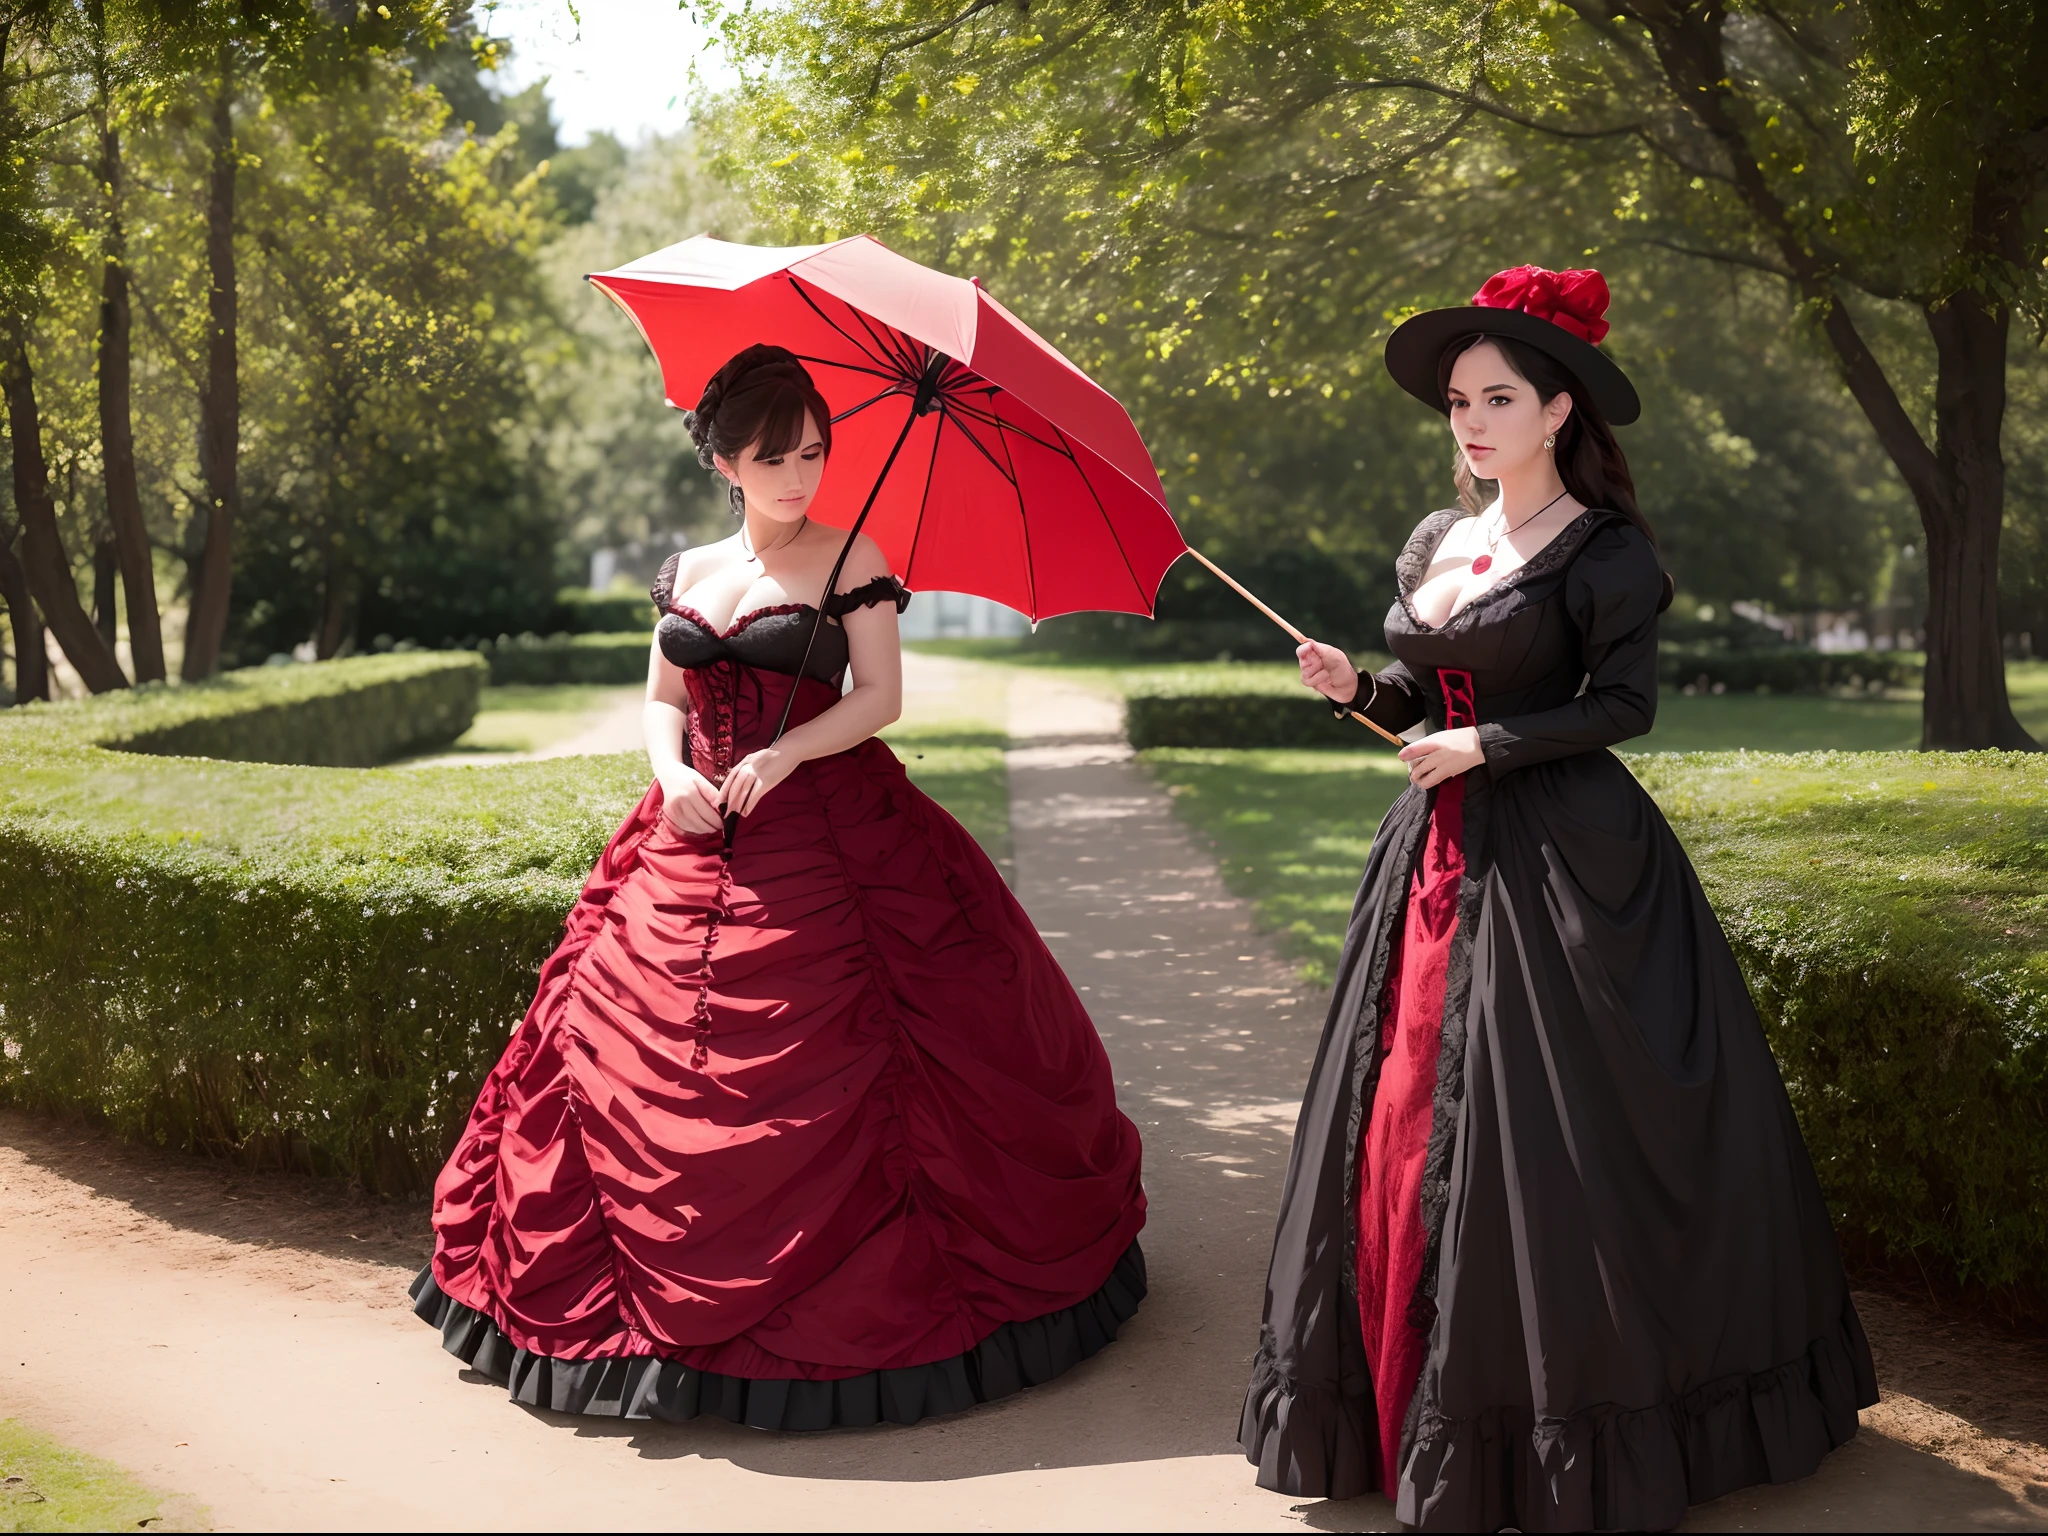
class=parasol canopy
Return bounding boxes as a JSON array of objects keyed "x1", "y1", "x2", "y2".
[{"x1": 587, "y1": 234, "x2": 1187, "y2": 623}]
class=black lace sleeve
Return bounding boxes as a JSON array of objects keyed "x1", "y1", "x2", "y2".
[
  {"x1": 825, "y1": 574, "x2": 911, "y2": 618},
  {"x1": 650, "y1": 552, "x2": 682, "y2": 614}
]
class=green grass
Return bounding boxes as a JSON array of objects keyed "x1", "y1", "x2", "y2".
[
  {"x1": 1144, "y1": 743, "x2": 2048, "y2": 993},
  {"x1": 0, "y1": 1420, "x2": 199, "y2": 1532},
  {"x1": 438, "y1": 684, "x2": 640, "y2": 757},
  {"x1": 1144, "y1": 748, "x2": 1412, "y2": 983}
]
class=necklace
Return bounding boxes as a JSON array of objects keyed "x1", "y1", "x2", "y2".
[
  {"x1": 1470, "y1": 490, "x2": 1569, "y2": 575},
  {"x1": 740, "y1": 515, "x2": 808, "y2": 561}
]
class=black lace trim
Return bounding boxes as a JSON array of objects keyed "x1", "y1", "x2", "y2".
[
  {"x1": 1395, "y1": 508, "x2": 1622, "y2": 633},
  {"x1": 826, "y1": 573, "x2": 911, "y2": 618},
  {"x1": 411, "y1": 1240, "x2": 1146, "y2": 1432}
]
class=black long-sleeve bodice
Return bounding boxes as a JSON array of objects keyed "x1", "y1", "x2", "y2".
[{"x1": 1350, "y1": 507, "x2": 1664, "y2": 766}]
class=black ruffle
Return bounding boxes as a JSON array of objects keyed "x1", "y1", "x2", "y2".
[
  {"x1": 410, "y1": 1241, "x2": 1146, "y2": 1432},
  {"x1": 1398, "y1": 1298, "x2": 1876, "y2": 1532},
  {"x1": 824, "y1": 573, "x2": 912, "y2": 618}
]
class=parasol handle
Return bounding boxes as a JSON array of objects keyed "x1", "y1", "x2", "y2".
[{"x1": 1185, "y1": 548, "x2": 1406, "y2": 749}]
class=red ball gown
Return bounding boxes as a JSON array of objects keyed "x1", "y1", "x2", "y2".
[{"x1": 412, "y1": 569, "x2": 1147, "y2": 1429}]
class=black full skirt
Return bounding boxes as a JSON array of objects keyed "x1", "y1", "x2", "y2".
[{"x1": 1240, "y1": 748, "x2": 1878, "y2": 1531}]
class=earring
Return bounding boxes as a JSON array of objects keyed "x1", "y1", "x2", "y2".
[{"x1": 1544, "y1": 433, "x2": 1557, "y2": 449}]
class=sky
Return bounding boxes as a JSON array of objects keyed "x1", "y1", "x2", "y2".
[{"x1": 479, "y1": 0, "x2": 735, "y2": 145}]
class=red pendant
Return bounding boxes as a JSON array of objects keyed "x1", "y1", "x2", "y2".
[{"x1": 1471, "y1": 554, "x2": 1493, "y2": 574}]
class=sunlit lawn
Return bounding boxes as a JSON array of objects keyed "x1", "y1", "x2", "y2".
[
  {"x1": 0, "y1": 1418, "x2": 199, "y2": 1532},
  {"x1": 443, "y1": 683, "x2": 641, "y2": 757}
]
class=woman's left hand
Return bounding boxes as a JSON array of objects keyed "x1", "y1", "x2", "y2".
[
  {"x1": 1397, "y1": 727, "x2": 1483, "y2": 789},
  {"x1": 720, "y1": 747, "x2": 795, "y2": 818}
]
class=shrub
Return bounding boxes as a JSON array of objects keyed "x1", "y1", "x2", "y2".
[
  {"x1": 1660, "y1": 644, "x2": 1919, "y2": 695},
  {"x1": 1125, "y1": 664, "x2": 1398, "y2": 750},
  {"x1": 1634, "y1": 753, "x2": 2048, "y2": 1303},
  {"x1": 480, "y1": 632, "x2": 648, "y2": 685},
  {"x1": 0, "y1": 654, "x2": 556, "y2": 1194},
  {"x1": 18, "y1": 652, "x2": 484, "y2": 766},
  {"x1": 550, "y1": 588, "x2": 656, "y2": 635}
]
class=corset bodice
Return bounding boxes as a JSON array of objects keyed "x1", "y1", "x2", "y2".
[{"x1": 650, "y1": 563, "x2": 911, "y2": 781}]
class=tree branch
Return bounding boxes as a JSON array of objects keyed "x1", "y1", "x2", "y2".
[
  {"x1": 1329, "y1": 76, "x2": 1644, "y2": 140},
  {"x1": 1633, "y1": 233, "x2": 1793, "y2": 279},
  {"x1": 864, "y1": 0, "x2": 1009, "y2": 96}
]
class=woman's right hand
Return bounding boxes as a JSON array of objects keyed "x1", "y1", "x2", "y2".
[
  {"x1": 659, "y1": 766, "x2": 724, "y2": 836},
  {"x1": 1297, "y1": 639, "x2": 1359, "y2": 704}
]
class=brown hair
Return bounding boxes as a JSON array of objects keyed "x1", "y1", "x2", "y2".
[
  {"x1": 684, "y1": 344, "x2": 833, "y2": 516},
  {"x1": 1437, "y1": 332, "x2": 1656, "y2": 548}
]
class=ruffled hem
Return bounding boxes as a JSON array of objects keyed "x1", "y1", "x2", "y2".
[
  {"x1": 1398, "y1": 1298, "x2": 1878, "y2": 1532},
  {"x1": 1239, "y1": 1354, "x2": 1379, "y2": 1500},
  {"x1": 410, "y1": 1241, "x2": 1147, "y2": 1432}
]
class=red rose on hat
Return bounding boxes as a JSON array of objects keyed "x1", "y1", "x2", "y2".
[{"x1": 1471, "y1": 265, "x2": 1611, "y2": 347}]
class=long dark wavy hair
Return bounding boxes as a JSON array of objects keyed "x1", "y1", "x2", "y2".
[
  {"x1": 1437, "y1": 332, "x2": 1657, "y2": 549},
  {"x1": 683, "y1": 344, "x2": 833, "y2": 517}
]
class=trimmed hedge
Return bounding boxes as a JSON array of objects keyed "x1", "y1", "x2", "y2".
[
  {"x1": 1129, "y1": 693, "x2": 1366, "y2": 749},
  {"x1": 549, "y1": 587, "x2": 655, "y2": 635},
  {"x1": 1637, "y1": 752, "x2": 2048, "y2": 1301},
  {"x1": 480, "y1": 631, "x2": 647, "y2": 686},
  {"x1": 0, "y1": 654, "x2": 604, "y2": 1194},
  {"x1": 89, "y1": 653, "x2": 487, "y2": 766},
  {"x1": 1661, "y1": 644, "x2": 1919, "y2": 695}
]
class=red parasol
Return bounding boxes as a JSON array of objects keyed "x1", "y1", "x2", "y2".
[
  {"x1": 588, "y1": 233, "x2": 1183, "y2": 623},
  {"x1": 588, "y1": 234, "x2": 1401, "y2": 746}
]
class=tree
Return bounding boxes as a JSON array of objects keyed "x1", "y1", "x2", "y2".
[
  {"x1": 231, "y1": 54, "x2": 554, "y2": 660},
  {"x1": 165, "y1": 0, "x2": 449, "y2": 679},
  {"x1": 709, "y1": 0, "x2": 2047, "y2": 748}
]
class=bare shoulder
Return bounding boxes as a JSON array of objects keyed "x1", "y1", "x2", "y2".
[{"x1": 825, "y1": 529, "x2": 893, "y2": 591}]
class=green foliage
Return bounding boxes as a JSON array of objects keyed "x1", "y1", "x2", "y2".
[
  {"x1": 1660, "y1": 645, "x2": 1918, "y2": 696},
  {"x1": 480, "y1": 631, "x2": 647, "y2": 686},
  {"x1": 550, "y1": 587, "x2": 656, "y2": 634},
  {"x1": 0, "y1": 1418, "x2": 198, "y2": 1533},
  {"x1": 7, "y1": 652, "x2": 484, "y2": 764},
  {"x1": 1128, "y1": 694, "x2": 1359, "y2": 751},
  {"x1": 1148, "y1": 744, "x2": 2048, "y2": 1299},
  {"x1": 698, "y1": 0, "x2": 1966, "y2": 620},
  {"x1": 0, "y1": 664, "x2": 648, "y2": 1193}
]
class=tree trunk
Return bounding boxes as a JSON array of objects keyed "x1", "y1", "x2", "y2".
[
  {"x1": 2, "y1": 317, "x2": 128, "y2": 693},
  {"x1": 92, "y1": 523, "x2": 118, "y2": 647},
  {"x1": 1916, "y1": 293, "x2": 2031, "y2": 749},
  {"x1": 315, "y1": 538, "x2": 352, "y2": 659},
  {"x1": 96, "y1": 120, "x2": 165, "y2": 682},
  {"x1": 0, "y1": 529, "x2": 47, "y2": 703},
  {"x1": 183, "y1": 57, "x2": 239, "y2": 681}
]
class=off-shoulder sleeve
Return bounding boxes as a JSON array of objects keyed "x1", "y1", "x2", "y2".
[
  {"x1": 825, "y1": 574, "x2": 911, "y2": 617},
  {"x1": 650, "y1": 552, "x2": 682, "y2": 614},
  {"x1": 1474, "y1": 523, "x2": 1662, "y2": 771}
]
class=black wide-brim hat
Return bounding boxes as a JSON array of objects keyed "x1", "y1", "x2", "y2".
[{"x1": 1385, "y1": 265, "x2": 1640, "y2": 427}]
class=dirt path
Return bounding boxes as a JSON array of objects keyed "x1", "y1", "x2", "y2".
[{"x1": 2, "y1": 659, "x2": 2045, "y2": 1530}]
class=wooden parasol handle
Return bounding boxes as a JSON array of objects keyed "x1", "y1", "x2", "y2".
[{"x1": 1185, "y1": 548, "x2": 1406, "y2": 748}]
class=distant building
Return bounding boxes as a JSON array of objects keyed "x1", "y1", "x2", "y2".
[{"x1": 899, "y1": 590, "x2": 1029, "y2": 641}]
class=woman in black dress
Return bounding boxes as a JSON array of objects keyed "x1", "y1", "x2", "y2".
[{"x1": 1238, "y1": 266, "x2": 1877, "y2": 1531}]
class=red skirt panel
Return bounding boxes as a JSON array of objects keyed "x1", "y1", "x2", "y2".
[{"x1": 430, "y1": 735, "x2": 1146, "y2": 1380}]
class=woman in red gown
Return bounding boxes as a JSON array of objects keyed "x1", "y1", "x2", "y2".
[{"x1": 412, "y1": 345, "x2": 1146, "y2": 1430}]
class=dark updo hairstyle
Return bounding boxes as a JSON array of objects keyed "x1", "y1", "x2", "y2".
[
  {"x1": 683, "y1": 344, "x2": 833, "y2": 517},
  {"x1": 1437, "y1": 332, "x2": 1657, "y2": 551}
]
